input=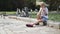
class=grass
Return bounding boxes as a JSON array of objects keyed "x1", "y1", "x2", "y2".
[
  {"x1": 6, "y1": 12, "x2": 16, "y2": 15},
  {"x1": 48, "y1": 13, "x2": 60, "y2": 22},
  {"x1": 0, "y1": 11, "x2": 60, "y2": 22},
  {"x1": 0, "y1": 12, "x2": 16, "y2": 15},
  {"x1": 29, "y1": 12, "x2": 60, "y2": 22}
]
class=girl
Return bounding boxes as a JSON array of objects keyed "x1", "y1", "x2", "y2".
[{"x1": 26, "y1": 2, "x2": 48, "y2": 27}]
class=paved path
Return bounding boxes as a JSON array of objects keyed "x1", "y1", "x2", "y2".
[{"x1": 0, "y1": 16, "x2": 60, "y2": 34}]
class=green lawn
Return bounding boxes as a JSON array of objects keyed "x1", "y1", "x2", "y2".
[
  {"x1": 29, "y1": 12, "x2": 60, "y2": 22},
  {"x1": 6, "y1": 12, "x2": 16, "y2": 15},
  {"x1": 48, "y1": 13, "x2": 60, "y2": 22},
  {"x1": 0, "y1": 12, "x2": 16, "y2": 15},
  {"x1": 0, "y1": 11, "x2": 60, "y2": 22}
]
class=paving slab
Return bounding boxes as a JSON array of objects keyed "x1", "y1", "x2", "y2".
[{"x1": 0, "y1": 16, "x2": 60, "y2": 34}]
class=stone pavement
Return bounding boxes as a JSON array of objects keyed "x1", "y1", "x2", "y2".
[
  {"x1": 0, "y1": 16, "x2": 60, "y2": 34},
  {"x1": 8, "y1": 16, "x2": 60, "y2": 29}
]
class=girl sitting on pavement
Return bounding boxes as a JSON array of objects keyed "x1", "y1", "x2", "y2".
[{"x1": 26, "y1": 2, "x2": 48, "y2": 27}]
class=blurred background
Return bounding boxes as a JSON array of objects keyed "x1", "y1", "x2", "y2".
[
  {"x1": 0, "y1": 0, "x2": 60, "y2": 11},
  {"x1": 0, "y1": 0, "x2": 60, "y2": 21}
]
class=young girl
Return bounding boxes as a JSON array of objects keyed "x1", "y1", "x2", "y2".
[{"x1": 26, "y1": 2, "x2": 48, "y2": 27}]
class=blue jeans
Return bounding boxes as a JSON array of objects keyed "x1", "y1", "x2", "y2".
[{"x1": 41, "y1": 16, "x2": 48, "y2": 21}]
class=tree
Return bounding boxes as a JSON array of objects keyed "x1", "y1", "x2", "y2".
[
  {"x1": 45, "y1": 0, "x2": 60, "y2": 11},
  {"x1": 0, "y1": 0, "x2": 36, "y2": 11}
]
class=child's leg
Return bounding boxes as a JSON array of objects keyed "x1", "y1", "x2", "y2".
[
  {"x1": 43, "y1": 21, "x2": 47, "y2": 26},
  {"x1": 42, "y1": 16, "x2": 48, "y2": 26},
  {"x1": 26, "y1": 15, "x2": 43, "y2": 27},
  {"x1": 33, "y1": 19, "x2": 43, "y2": 25},
  {"x1": 33, "y1": 15, "x2": 43, "y2": 25},
  {"x1": 26, "y1": 19, "x2": 44, "y2": 27}
]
